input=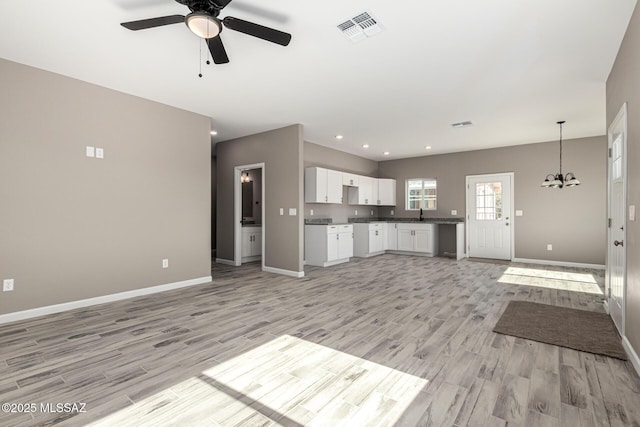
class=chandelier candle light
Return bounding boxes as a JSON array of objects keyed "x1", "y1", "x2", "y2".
[{"x1": 541, "y1": 121, "x2": 581, "y2": 189}]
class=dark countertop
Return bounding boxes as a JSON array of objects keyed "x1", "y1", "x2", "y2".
[
  {"x1": 304, "y1": 219, "x2": 351, "y2": 226},
  {"x1": 348, "y1": 217, "x2": 465, "y2": 224}
]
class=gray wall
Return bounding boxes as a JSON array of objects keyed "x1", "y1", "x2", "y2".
[
  {"x1": 216, "y1": 125, "x2": 304, "y2": 273},
  {"x1": 304, "y1": 142, "x2": 380, "y2": 223},
  {"x1": 378, "y1": 137, "x2": 607, "y2": 264},
  {"x1": 0, "y1": 59, "x2": 211, "y2": 315},
  {"x1": 607, "y1": 3, "x2": 640, "y2": 360}
]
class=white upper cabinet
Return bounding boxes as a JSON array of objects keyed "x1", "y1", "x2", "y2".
[
  {"x1": 377, "y1": 179, "x2": 396, "y2": 206},
  {"x1": 348, "y1": 177, "x2": 396, "y2": 206},
  {"x1": 342, "y1": 173, "x2": 359, "y2": 187},
  {"x1": 348, "y1": 175, "x2": 374, "y2": 205},
  {"x1": 305, "y1": 167, "x2": 343, "y2": 204}
]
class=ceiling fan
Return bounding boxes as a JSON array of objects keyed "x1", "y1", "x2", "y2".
[{"x1": 120, "y1": 0, "x2": 292, "y2": 64}]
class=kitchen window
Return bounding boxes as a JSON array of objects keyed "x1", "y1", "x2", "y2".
[{"x1": 406, "y1": 179, "x2": 437, "y2": 210}]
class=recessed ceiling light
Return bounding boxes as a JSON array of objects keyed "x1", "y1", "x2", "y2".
[
  {"x1": 362, "y1": 144, "x2": 369, "y2": 148},
  {"x1": 335, "y1": 135, "x2": 344, "y2": 140},
  {"x1": 210, "y1": 130, "x2": 218, "y2": 136},
  {"x1": 425, "y1": 146, "x2": 432, "y2": 150},
  {"x1": 383, "y1": 151, "x2": 390, "y2": 156}
]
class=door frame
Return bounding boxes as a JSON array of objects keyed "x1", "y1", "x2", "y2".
[
  {"x1": 465, "y1": 172, "x2": 515, "y2": 260},
  {"x1": 605, "y1": 103, "x2": 627, "y2": 335},
  {"x1": 234, "y1": 163, "x2": 265, "y2": 268}
]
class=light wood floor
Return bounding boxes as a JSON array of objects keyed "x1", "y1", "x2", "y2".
[{"x1": 1, "y1": 255, "x2": 639, "y2": 426}]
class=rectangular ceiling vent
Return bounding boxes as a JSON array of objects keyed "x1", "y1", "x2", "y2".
[
  {"x1": 338, "y1": 12, "x2": 383, "y2": 43},
  {"x1": 451, "y1": 121, "x2": 474, "y2": 128}
]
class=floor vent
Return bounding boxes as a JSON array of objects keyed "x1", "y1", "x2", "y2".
[
  {"x1": 451, "y1": 121, "x2": 474, "y2": 128},
  {"x1": 338, "y1": 12, "x2": 383, "y2": 43}
]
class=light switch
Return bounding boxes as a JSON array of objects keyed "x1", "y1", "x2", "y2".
[
  {"x1": 86, "y1": 146, "x2": 95, "y2": 157},
  {"x1": 288, "y1": 208, "x2": 297, "y2": 216},
  {"x1": 451, "y1": 210, "x2": 457, "y2": 216},
  {"x1": 547, "y1": 244, "x2": 553, "y2": 251},
  {"x1": 516, "y1": 210, "x2": 523, "y2": 217},
  {"x1": 96, "y1": 148, "x2": 104, "y2": 159},
  {"x1": 279, "y1": 208, "x2": 284, "y2": 216},
  {"x1": 630, "y1": 205, "x2": 636, "y2": 221}
]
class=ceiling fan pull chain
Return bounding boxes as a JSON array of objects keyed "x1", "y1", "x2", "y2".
[{"x1": 198, "y1": 39, "x2": 203, "y2": 78}]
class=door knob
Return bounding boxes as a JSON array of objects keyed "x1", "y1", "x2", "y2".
[
  {"x1": 614, "y1": 240, "x2": 624, "y2": 247},
  {"x1": 505, "y1": 222, "x2": 509, "y2": 226}
]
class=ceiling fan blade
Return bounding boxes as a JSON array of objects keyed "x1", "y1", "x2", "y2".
[
  {"x1": 120, "y1": 14, "x2": 185, "y2": 31},
  {"x1": 223, "y1": 16, "x2": 291, "y2": 46},
  {"x1": 212, "y1": 0, "x2": 233, "y2": 9},
  {"x1": 207, "y1": 36, "x2": 230, "y2": 64}
]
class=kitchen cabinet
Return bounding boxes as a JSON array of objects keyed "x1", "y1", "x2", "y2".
[
  {"x1": 386, "y1": 222, "x2": 398, "y2": 250},
  {"x1": 305, "y1": 224, "x2": 353, "y2": 267},
  {"x1": 349, "y1": 177, "x2": 396, "y2": 206},
  {"x1": 376, "y1": 179, "x2": 396, "y2": 206},
  {"x1": 353, "y1": 223, "x2": 385, "y2": 257},
  {"x1": 342, "y1": 173, "x2": 359, "y2": 187},
  {"x1": 348, "y1": 175, "x2": 374, "y2": 205},
  {"x1": 396, "y1": 223, "x2": 438, "y2": 255},
  {"x1": 241, "y1": 227, "x2": 262, "y2": 262},
  {"x1": 305, "y1": 167, "x2": 343, "y2": 204}
]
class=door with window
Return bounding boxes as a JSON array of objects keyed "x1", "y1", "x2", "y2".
[
  {"x1": 466, "y1": 173, "x2": 513, "y2": 260},
  {"x1": 608, "y1": 103, "x2": 627, "y2": 335}
]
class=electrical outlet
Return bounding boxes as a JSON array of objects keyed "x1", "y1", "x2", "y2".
[
  {"x1": 289, "y1": 208, "x2": 297, "y2": 216},
  {"x1": 96, "y1": 148, "x2": 104, "y2": 159},
  {"x1": 310, "y1": 209, "x2": 314, "y2": 216},
  {"x1": 3, "y1": 279, "x2": 14, "y2": 292},
  {"x1": 390, "y1": 210, "x2": 394, "y2": 215},
  {"x1": 279, "y1": 208, "x2": 284, "y2": 216},
  {"x1": 162, "y1": 259, "x2": 169, "y2": 269},
  {"x1": 370, "y1": 210, "x2": 373, "y2": 215},
  {"x1": 547, "y1": 244, "x2": 553, "y2": 251},
  {"x1": 516, "y1": 210, "x2": 523, "y2": 217},
  {"x1": 451, "y1": 210, "x2": 457, "y2": 216},
  {"x1": 355, "y1": 210, "x2": 358, "y2": 216}
]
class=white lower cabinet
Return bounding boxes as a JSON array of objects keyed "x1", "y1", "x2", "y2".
[
  {"x1": 305, "y1": 224, "x2": 353, "y2": 267},
  {"x1": 241, "y1": 227, "x2": 262, "y2": 262},
  {"x1": 396, "y1": 223, "x2": 438, "y2": 255},
  {"x1": 386, "y1": 223, "x2": 398, "y2": 250},
  {"x1": 354, "y1": 223, "x2": 385, "y2": 257}
]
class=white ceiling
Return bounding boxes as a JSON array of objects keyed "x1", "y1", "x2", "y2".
[{"x1": 0, "y1": 0, "x2": 636, "y2": 160}]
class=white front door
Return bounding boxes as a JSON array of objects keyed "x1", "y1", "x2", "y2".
[
  {"x1": 607, "y1": 103, "x2": 627, "y2": 335},
  {"x1": 467, "y1": 173, "x2": 513, "y2": 260}
]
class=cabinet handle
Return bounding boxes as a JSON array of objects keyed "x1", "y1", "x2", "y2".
[
  {"x1": 375, "y1": 231, "x2": 378, "y2": 236},
  {"x1": 325, "y1": 195, "x2": 328, "y2": 202},
  {"x1": 337, "y1": 234, "x2": 339, "y2": 240}
]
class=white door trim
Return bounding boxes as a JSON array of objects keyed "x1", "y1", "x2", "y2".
[
  {"x1": 465, "y1": 172, "x2": 515, "y2": 260},
  {"x1": 606, "y1": 102, "x2": 627, "y2": 336},
  {"x1": 234, "y1": 163, "x2": 265, "y2": 269}
]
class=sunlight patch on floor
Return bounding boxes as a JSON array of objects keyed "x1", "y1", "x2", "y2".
[
  {"x1": 498, "y1": 266, "x2": 603, "y2": 295},
  {"x1": 89, "y1": 335, "x2": 428, "y2": 426}
]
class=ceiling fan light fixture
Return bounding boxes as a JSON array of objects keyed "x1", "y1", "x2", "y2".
[{"x1": 186, "y1": 12, "x2": 221, "y2": 39}]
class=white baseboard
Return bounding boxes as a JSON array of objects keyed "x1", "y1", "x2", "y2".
[
  {"x1": 215, "y1": 258, "x2": 237, "y2": 266},
  {"x1": 0, "y1": 276, "x2": 212, "y2": 325},
  {"x1": 263, "y1": 266, "x2": 305, "y2": 278},
  {"x1": 622, "y1": 336, "x2": 640, "y2": 377},
  {"x1": 512, "y1": 258, "x2": 605, "y2": 270}
]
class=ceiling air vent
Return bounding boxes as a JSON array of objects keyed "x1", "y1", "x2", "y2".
[
  {"x1": 337, "y1": 12, "x2": 383, "y2": 43},
  {"x1": 451, "y1": 121, "x2": 473, "y2": 128}
]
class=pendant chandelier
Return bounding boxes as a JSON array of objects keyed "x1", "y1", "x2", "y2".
[{"x1": 541, "y1": 121, "x2": 581, "y2": 188}]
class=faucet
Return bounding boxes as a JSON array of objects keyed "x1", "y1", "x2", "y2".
[{"x1": 419, "y1": 208, "x2": 424, "y2": 221}]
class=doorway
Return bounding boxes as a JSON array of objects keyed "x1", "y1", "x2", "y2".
[
  {"x1": 234, "y1": 163, "x2": 265, "y2": 268},
  {"x1": 607, "y1": 103, "x2": 627, "y2": 335},
  {"x1": 466, "y1": 173, "x2": 514, "y2": 260}
]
